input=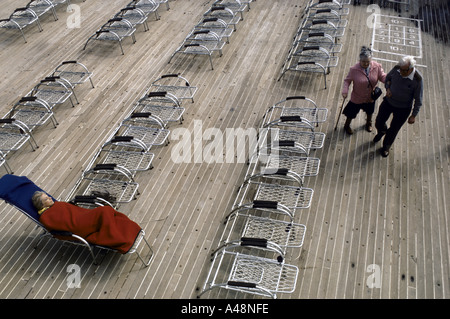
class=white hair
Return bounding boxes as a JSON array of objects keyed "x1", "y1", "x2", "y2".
[{"x1": 399, "y1": 56, "x2": 416, "y2": 69}]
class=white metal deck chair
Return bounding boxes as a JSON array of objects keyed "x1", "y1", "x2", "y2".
[
  {"x1": 213, "y1": 210, "x2": 306, "y2": 262},
  {"x1": 231, "y1": 176, "x2": 314, "y2": 222},
  {"x1": 150, "y1": 73, "x2": 198, "y2": 103},
  {"x1": 28, "y1": 76, "x2": 78, "y2": 108},
  {"x1": 118, "y1": 112, "x2": 171, "y2": 150},
  {"x1": 307, "y1": 0, "x2": 351, "y2": 11},
  {"x1": 212, "y1": 0, "x2": 248, "y2": 19},
  {"x1": 50, "y1": 60, "x2": 95, "y2": 89},
  {"x1": 278, "y1": 58, "x2": 335, "y2": 88},
  {"x1": 115, "y1": 6, "x2": 149, "y2": 32},
  {"x1": 0, "y1": 174, "x2": 153, "y2": 266},
  {"x1": 299, "y1": 19, "x2": 346, "y2": 38},
  {"x1": 262, "y1": 96, "x2": 328, "y2": 128},
  {"x1": 127, "y1": 0, "x2": 160, "y2": 21},
  {"x1": 168, "y1": 31, "x2": 226, "y2": 70},
  {"x1": 197, "y1": 249, "x2": 299, "y2": 299},
  {"x1": 66, "y1": 164, "x2": 140, "y2": 207},
  {"x1": 257, "y1": 126, "x2": 326, "y2": 157},
  {"x1": 153, "y1": 0, "x2": 170, "y2": 10},
  {"x1": 293, "y1": 30, "x2": 343, "y2": 53},
  {"x1": 26, "y1": 0, "x2": 58, "y2": 21},
  {"x1": 0, "y1": 119, "x2": 39, "y2": 154},
  {"x1": 193, "y1": 17, "x2": 234, "y2": 43},
  {"x1": 203, "y1": 6, "x2": 241, "y2": 30},
  {"x1": 4, "y1": 96, "x2": 59, "y2": 131},
  {"x1": 246, "y1": 151, "x2": 321, "y2": 187},
  {"x1": 83, "y1": 18, "x2": 137, "y2": 55},
  {"x1": 0, "y1": 7, "x2": 42, "y2": 43},
  {"x1": 133, "y1": 92, "x2": 185, "y2": 124},
  {"x1": 48, "y1": 0, "x2": 72, "y2": 7},
  {"x1": 88, "y1": 135, "x2": 155, "y2": 175},
  {"x1": 303, "y1": 8, "x2": 348, "y2": 28}
]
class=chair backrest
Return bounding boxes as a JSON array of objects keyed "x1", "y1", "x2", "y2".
[{"x1": 0, "y1": 174, "x2": 54, "y2": 221}]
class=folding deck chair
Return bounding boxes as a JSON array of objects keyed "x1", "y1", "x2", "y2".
[
  {"x1": 83, "y1": 18, "x2": 137, "y2": 55},
  {"x1": 66, "y1": 164, "x2": 140, "y2": 207},
  {"x1": 115, "y1": 6, "x2": 149, "y2": 32},
  {"x1": 302, "y1": 7, "x2": 348, "y2": 29},
  {"x1": 26, "y1": 0, "x2": 58, "y2": 21},
  {"x1": 0, "y1": 174, "x2": 153, "y2": 266},
  {"x1": 197, "y1": 249, "x2": 299, "y2": 299},
  {"x1": 127, "y1": 0, "x2": 160, "y2": 21},
  {"x1": 48, "y1": 0, "x2": 72, "y2": 7},
  {"x1": 150, "y1": 74, "x2": 198, "y2": 103},
  {"x1": 117, "y1": 112, "x2": 171, "y2": 150},
  {"x1": 246, "y1": 150, "x2": 321, "y2": 188},
  {"x1": 262, "y1": 96, "x2": 328, "y2": 128},
  {"x1": 28, "y1": 76, "x2": 78, "y2": 108},
  {"x1": 0, "y1": 119, "x2": 39, "y2": 154},
  {"x1": 278, "y1": 55, "x2": 337, "y2": 88},
  {"x1": 307, "y1": 0, "x2": 351, "y2": 11},
  {"x1": 229, "y1": 175, "x2": 314, "y2": 222},
  {"x1": 50, "y1": 60, "x2": 95, "y2": 89},
  {"x1": 293, "y1": 30, "x2": 343, "y2": 53},
  {"x1": 88, "y1": 136, "x2": 155, "y2": 175},
  {"x1": 212, "y1": 0, "x2": 248, "y2": 20},
  {"x1": 0, "y1": 7, "x2": 42, "y2": 43},
  {"x1": 203, "y1": 6, "x2": 241, "y2": 30},
  {"x1": 213, "y1": 210, "x2": 307, "y2": 262},
  {"x1": 169, "y1": 30, "x2": 226, "y2": 70},
  {"x1": 193, "y1": 17, "x2": 234, "y2": 43},
  {"x1": 5, "y1": 96, "x2": 59, "y2": 131},
  {"x1": 133, "y1": 92, "x2": 185, "y2": 124}
]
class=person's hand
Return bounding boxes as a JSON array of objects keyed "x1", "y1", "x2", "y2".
[
  {"x1": 386, "y1": 88, "x2": 392, "y2": 98},
  {"x1": 408, "y1": 115, "x2": 416, "y2": 124},
  {"x1": 342, "y1": 93, "x2": 347, "y2": 99}
]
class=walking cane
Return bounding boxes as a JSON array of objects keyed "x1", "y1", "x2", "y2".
[{"x1": 334, "y1": 97, "x2": 346, "y2": 130}]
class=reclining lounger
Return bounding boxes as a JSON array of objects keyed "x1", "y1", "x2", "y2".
[{"x1": 0, "y1": 174, "x2": 153, "y2": 266}]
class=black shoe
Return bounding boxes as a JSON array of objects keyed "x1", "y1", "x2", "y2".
[
  {"x1": 344, "y1": 125, "x2": 353, "y2": 135},
  {"x1": 380, "y1": 147, "x2": 389, "y2": 157},
  {"x1": 373, "y1": 132, "x2": 384, "y2": 143}
]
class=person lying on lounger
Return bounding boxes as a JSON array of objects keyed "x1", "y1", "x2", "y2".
[{"x1": 31, "y1": 191, "x2": 141, "y2": 254}]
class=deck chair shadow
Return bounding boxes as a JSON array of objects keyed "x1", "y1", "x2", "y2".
[{"x1": 0, "y1": 174, "x2": 153, "y2": 267}]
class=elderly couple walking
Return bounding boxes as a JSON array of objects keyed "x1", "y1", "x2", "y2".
[{"x1": 340, "y1": 46, "x2": 424, "y2": 157}]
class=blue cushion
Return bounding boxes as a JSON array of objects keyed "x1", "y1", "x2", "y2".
[{"x1": 0, "y1": 174, "x2": 55, "y2": 221}]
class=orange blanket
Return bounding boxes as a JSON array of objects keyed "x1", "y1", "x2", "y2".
[{"x1": 39, "y1": 201, "x2": 141, "y2": 254}]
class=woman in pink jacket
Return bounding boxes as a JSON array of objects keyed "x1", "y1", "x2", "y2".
[{"x1": 341, "y1": 46, "x2": 387, "y2": 134}]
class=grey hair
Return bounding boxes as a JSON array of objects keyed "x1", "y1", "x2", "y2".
[
  {"x1": 359, "y1": 46, "x2": 372, "y2": 60},
  {"x1": 399, "y1": 56, "x2": 416, "y2": 69},
  {"x1": 32, "y1": 191, "x2": 46, "y2": 210}
]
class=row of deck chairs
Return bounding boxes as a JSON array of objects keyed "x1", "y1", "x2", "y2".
[
  {"x1": 54, "y1": 73, "x2": 197, "y2": 265},
  {"x1": 168, "y1": 0, "x2": 256, "y2": 70},
  {"x1": 198, "y1": 96, "x2": 328, "y2": 299},
  {"x1": 0, "y1": 0, "x2": 80, "y2": 43},
  {"x1": 0, "y1": 61, "x2": 94, "y2": 174},
  {"x1": 83, "y1": 0, "x2": 169, "y2": 55},
  {"x1": 278, "y1": 0, "x2": 351, "y2": 88}
]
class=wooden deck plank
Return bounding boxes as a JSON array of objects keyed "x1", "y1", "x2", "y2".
[{"x1": 0, "y1": 0, "x2": 449, "y2": 300}]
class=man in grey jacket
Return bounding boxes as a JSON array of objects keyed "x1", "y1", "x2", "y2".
[{"x1": 373, "y1": 56, "x2": 423, "y2": 157}]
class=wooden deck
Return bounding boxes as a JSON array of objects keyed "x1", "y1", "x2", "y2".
[{"x1": 0, "y1": 0, "x2": 448, "y2": 300}]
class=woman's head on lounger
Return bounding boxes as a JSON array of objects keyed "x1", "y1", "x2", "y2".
[{"x1": 32, "y1": 191, "x2": 54, "y2": 211}]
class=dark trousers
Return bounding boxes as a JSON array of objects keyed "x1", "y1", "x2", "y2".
[
  {"x1": 375, "y1": 99, "x2": 411, "y2": 149},
  {"x1": 343, "y1": 101, "x2": 375, "y2": 119}
]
